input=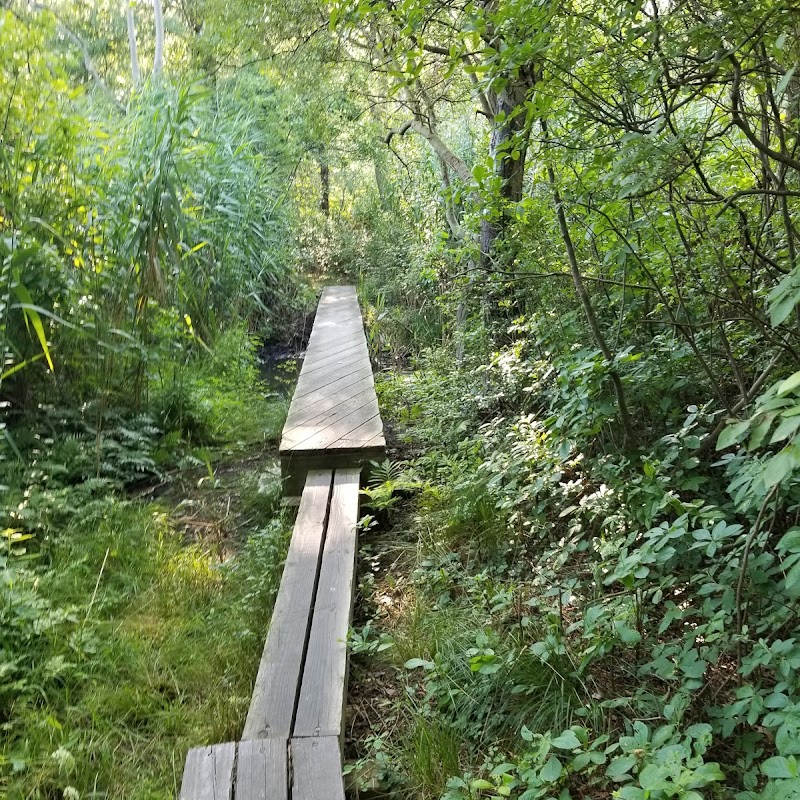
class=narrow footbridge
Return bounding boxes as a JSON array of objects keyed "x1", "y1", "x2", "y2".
[{"x1": 180, "y1": 287, "x2": 385, "y2": 800}]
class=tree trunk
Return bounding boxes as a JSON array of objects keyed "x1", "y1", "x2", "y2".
[
  {"x1": 409, "y1": 120, "x2": 472, "y2": 183},
  {"x1": 438, "y1": 158, "x2": 465, "y2": 241},
  {"x1": 153, "y1": 0, "x2": 164, "y2": 77},
  {"x1": 319, "y1": 161, "x2": 330, "y2": 216},
  {"x1": 125, "y1": 1, "x2": 141, "y2": 86},
  {"x1": 480, "y1": 79, "x2": 529, "y2": 269}
]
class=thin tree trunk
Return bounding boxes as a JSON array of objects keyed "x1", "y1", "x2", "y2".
[
  {"x1": 153, "y1": 0, "x2": 164, "y2": 76},
  {"x1": 319, "y1": 161, "x2": 330, "y2": 216},
  {"x1": 125, "y1": 1, "x2": 141, "y2": 86},
  {"x1": 438, "y1": 158, "x2": 465, "y2": 241},
  {"x1": 545, "y1": 156, "x2": 635, "y2": 444},
  {"x1": 408, "y1": 120, "x2": 471, "y2": 182}
]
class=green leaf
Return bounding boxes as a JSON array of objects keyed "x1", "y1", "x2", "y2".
[
  {"x1": 716, "y1": 420, "x2": 750, "y2": 450},
  {"x1": 784, "y1": 561, "x2": 800, "y2": 598},
  {"x1": 763, "y1": 447, "x2": 800, "y2": 489},
  {"x1": 762, "y1": 756, "x2": 797, "y2": 779},
  {"x1": 776, "y1": 724, "x2": 800, "y2": 755},
  {"x1": 539, "y1": 754, "x2": 562, "y2": 782},
  {"x1": 777, "y1": 66, "x2": 797, "y2": 97},
  {"x1": 749, "y1": 414, "x2": 777, "y2": 449},
  {"x1": 777, "y1": 528, "x2": 800, "y2": 553},
  {"x1": 778, "y1": 371, "x2": 800, "y2": 397},
  {"x1": 404, "y1": 658, "x2": 434, "y2": 670},
  {"x1": 551, "y1": 730, "x2": 581, "y2": 750},
  {"x1": 489, "y1": 763, "x2": 516, "y2": 778},
  {"x1": 12, "y1": 283, "x2": 54, "y2": 372},
  {"x1": 521, "y1": 726, "x2": 534, "y2": 742},
  {"x1": 687, "y1": 761, "x2": 724, "y2": 787},
  {"x1": 768, "y1": 271, "x2": 800, "y2": 326},
  {"x1": 0, "y1": 352, "x2": 45, "y2": 381},
  {"x1": 617, "y1": 788, "x2": 645, "y2": 800},
  {"x1": 606, "y1": 755, "x2": 637, "y2": 781},
  {"x1": 770, "y1": 414, "x2": 800, "y2": 445},
  {"x1": 639, "y1": 763, "x2": 665, "y2": 791},
  {"x1": 616, "y1": 625, "x2": 642, "y2": 644}
]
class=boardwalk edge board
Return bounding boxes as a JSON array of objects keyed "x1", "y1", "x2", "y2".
[
  {"x1": 241, "y1": 470, "x2": 333, "y2": 741},
  {"x1": 180, "y1": 287, "x2": 383, "y2": 799}
]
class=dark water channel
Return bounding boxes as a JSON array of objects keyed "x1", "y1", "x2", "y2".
[
  {"x1": 257, "y1": 304, "x2": 316, "y2": 396},
  {"x1": 257, "y1": 342, "x2": 303, "y2": 397}
]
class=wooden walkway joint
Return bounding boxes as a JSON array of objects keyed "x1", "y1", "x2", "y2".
[
  {"x1": 280, "y1": 286, "x2": 385, "y2": 496},
  {"x1": 180, "y1": 287, "x2": 385, "y2": 800}
]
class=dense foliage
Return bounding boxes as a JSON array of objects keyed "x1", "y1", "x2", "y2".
[
  {"x1": 1, "y1": 3, "x2": 309, "y2": 796},
  {"x1": 328, "y1": 0, "x2": 800, "y2": 798},
  {"x1": 3, "y1": 0, "x2": 800, "y2": 798}
]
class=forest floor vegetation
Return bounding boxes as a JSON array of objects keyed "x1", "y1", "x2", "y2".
[{"x1": 1, "y1": 329, "x2": 298, "y2": 799}]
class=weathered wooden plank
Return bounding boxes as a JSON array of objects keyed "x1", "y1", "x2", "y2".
[
  {"x1": 307, "y1": 312, "x2": 363, "y2": 333},
  {"x1": 290, "y1": 738, "x2": 346, "y2": 800},
  {"x1": 295, "y1": 359, "x2": 367, "y2": 389},
  {"x1": 293, "y1": 353, "x2": 367, "y2": 397},
  {"x1": 242, "y1": 470, "x2": 333, "y2": 740},
  {"x1": 306, "y1": 313, "x2": 361, "y2": 340},
  {"x1": 307, "y1": 323, "x2": 364, "y2": 346},
  {"x1": 301, "y1": 331, "x2": 364, "y2": 358},
  {"x1": 234, "y1": 739, "x2": 288, "y2": 800},
  {"x1": 329, "y1": 415, "x2": 384, "y2": 449},
  {"x1": 363, "y1": 432, "x2": 386, "y2": 449},
  {"x1": 294, "y1": 469, "x2": 361, "y2": 738},
  {"x1": 283, "y1": 387, "x2": 376, "y2": 440},
  {"x1": 285, "y1": 367, "x2": 374, "y2": 417},
  {"x1": 307, "y1": 313, "x2": 364, "y2": 340},
  {"x1": 297, "y1": 342, "x2": 367, "y2": 377},
  {"x1": 306, "y1": 326, "x2": 361, "y2": 346},
  {"x1": 282, "y1": 395, "x2": 378, "y2": 450},
  {"x1": 283, "y1": 401, "x2": 380, "y2": 454},
  {"x1": 283, "y1": 379, "x2": 375, "y2": 432},
  {"x1": 179, "y1": 743, "x2": 235, "y2": 800}
]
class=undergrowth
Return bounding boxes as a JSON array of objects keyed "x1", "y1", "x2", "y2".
[
  {"x1": 347, "y1": 330, "x2": 800, "y2": 800},
  {"x1": 1, "y1": 327, "x2": 292, "y2": 799}
]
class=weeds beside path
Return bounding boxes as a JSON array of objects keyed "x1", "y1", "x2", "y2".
[{"x1": 1, "y1": 335, "x2": 296, "y2": 800}]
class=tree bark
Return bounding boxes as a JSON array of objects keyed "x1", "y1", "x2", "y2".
[
  {"x1": 153, "y1": 0, "x2": 164, "y2": 77},
  {"x1": 438, "y1": 159, "x2": 465, "y2": 241},
  {"x1": 408, "y1": 120, "x2": 472, "y2": 183},
  {"x1": 125, "y1": 0, "x2": 141, "y2": 86},
  {"x1": 319, "y1": 161, "x2": 330, "y2": 216},
  {"x1": 480, "y1": 79, "x2": 529, "y2": 269}
]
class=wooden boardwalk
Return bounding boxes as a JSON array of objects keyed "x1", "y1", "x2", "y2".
[
  {"x1": 280, "y1": 286, "x2": 385, "y2": 494},
  {"x1": 180, "y1": 288, "x2": 384, "y2": 800}
]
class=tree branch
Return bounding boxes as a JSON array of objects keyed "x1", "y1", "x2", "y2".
[{"x1": 31, "y1": 2, "x2": 123, "y2": 111}]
